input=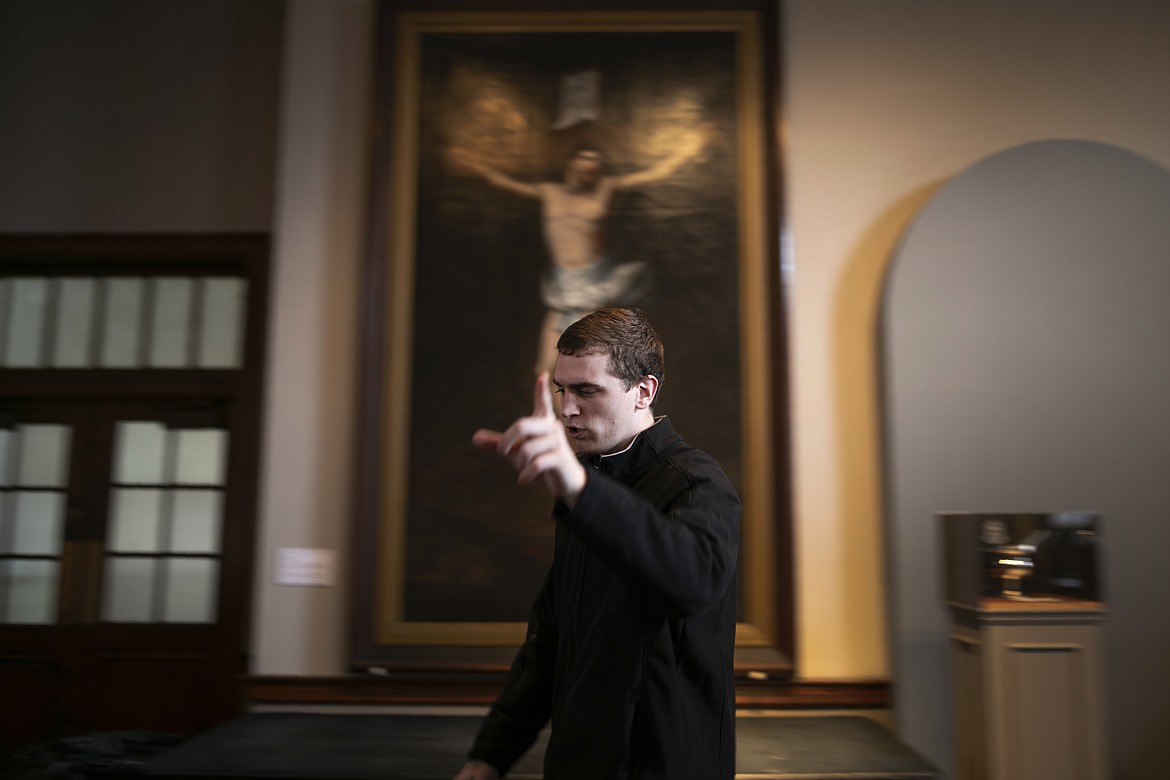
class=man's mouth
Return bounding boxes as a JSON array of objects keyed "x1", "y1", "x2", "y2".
[{"x1": 565, "y1": 425, "x2": 587, "y2": 439}]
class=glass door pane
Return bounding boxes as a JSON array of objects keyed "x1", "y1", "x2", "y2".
[
  {"x1": 102, "y1": 419, "x2": 227, "y2": 623},
  {"x1": 0, "y1": 424, "x2": 71, "y2": 624}
]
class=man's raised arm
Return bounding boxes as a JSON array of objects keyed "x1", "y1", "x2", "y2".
[
  {"x1": 611, "y1": 123, "x2": 712, "y2": 189},
  {"x1": 447, "y1": 147, "x2": 541, "y2": 199}
]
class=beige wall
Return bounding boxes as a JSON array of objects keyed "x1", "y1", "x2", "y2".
[
  {"x1": 252, "y1": 0, "x2": 373, "y2": 674},
  {"x1": 254, "y1": 0, "x2": 1170, "y2": 680},
  {"x1": 784, "y1": 0, "x2": 1170, "y2": 679}
]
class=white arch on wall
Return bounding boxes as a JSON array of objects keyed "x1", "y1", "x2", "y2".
[{"x1": 882, "y1": 139, "x2": 1170, "y2": 779}]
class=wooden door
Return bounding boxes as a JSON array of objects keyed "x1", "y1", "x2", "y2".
[
  {"x1": 0, "y1": 235, "x2": 268, "y2": 755},
  {"x1": 0, "y1": 399, "x2": 251, "y2": 748}
]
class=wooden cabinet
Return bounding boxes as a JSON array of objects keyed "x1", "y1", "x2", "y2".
[{"x1": 948, "y1": 598, "x2": 1109, "y2": 780}]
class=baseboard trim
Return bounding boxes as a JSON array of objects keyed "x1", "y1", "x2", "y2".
[
  {"x1": 241, "y1": 674, "x2": 890, "y2": 710},
  {"x1": 735, "y1": 677, "x2": 891, "y2": 709}
]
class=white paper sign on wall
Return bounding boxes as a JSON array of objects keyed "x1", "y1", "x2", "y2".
[{"x1": 274, "y1": 547, "x2": 337, "y2": 587}]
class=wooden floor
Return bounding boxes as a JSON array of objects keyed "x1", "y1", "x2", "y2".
[{"x1": 135, "y1": 713, "x2": 937, "y2": 780}]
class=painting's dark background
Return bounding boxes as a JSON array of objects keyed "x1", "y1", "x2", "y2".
[{"x1": 405, "y1": 29, "x2": 742, "y2": 621}]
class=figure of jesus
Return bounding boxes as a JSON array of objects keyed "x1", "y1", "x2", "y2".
[{"x1": 448, "y1": 129, "x2": 708, "y2": 374}]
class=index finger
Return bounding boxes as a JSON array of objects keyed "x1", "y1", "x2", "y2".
[{"x1": 533, "y1": 371, "x2": 555, "y2": 419}]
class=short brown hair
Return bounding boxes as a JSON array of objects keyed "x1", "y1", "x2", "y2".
[{"x1": 556, "y1": 308, "x2": 665, "y2": 391}]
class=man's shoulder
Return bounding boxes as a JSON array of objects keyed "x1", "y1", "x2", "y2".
[{"x1": 644, "y1": 421, "x2": 729, "y2": 477}]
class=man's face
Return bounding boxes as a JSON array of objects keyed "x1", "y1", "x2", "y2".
[
  {"x1": 553, "y1": 350, "x2": 644, "y2": 456},
  {"x1": 566, "y1": 150, "x2": 603, "y2": 189}
]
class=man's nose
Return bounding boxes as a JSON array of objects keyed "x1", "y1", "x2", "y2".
[{"x1": 560, "y1": 394, "x2": 578, "y2": 417}]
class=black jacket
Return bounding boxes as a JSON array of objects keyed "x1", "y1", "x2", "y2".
[{"x1": 468, "y1": 417, "x2": 741, "y2": 779}]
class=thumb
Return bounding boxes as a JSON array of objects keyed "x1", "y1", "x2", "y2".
[
  {"x1": 471, "y1": 428, "x2": 503, "y2": 452},
  {"x1": 533, "y1": 371, "x2": 555, "y2": 419}
]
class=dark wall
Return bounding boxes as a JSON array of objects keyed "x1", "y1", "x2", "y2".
[{"x1": 0, "y1": 0, "x2": 284, "y2": 232}]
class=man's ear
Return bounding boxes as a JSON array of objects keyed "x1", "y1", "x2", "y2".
[{"x1": 634, "y1": 375, "x2": 660, "y2": 410}]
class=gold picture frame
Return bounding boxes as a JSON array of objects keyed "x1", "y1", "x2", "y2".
[{"x1": 352, "y1": 2, "x2": 789, "y2": 671}]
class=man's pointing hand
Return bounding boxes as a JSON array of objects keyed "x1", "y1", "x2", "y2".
[{"x1": 472, "y1": 372, "x2": 586, "y2": 507}]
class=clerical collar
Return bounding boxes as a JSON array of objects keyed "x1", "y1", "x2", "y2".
[{"x1": 597, "y1": 416, "x2": 665, "y2": 461}]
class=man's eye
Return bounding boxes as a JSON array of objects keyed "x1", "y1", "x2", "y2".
[{"x1": 553, "y1": 387, "x2": 565, "y2": 395}]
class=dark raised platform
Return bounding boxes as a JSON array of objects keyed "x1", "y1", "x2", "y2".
[{"x1": 143, "y1": 713, "x2": 936, "y2": 779}]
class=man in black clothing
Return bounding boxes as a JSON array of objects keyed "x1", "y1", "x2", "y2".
[{"x1": 455, "y1": 307, "x2": 741, "y2": 780}]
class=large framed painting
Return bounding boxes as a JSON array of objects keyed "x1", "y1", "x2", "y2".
[{"x1": 352, "y1": 1, "x2": 790, "y2": 671}]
